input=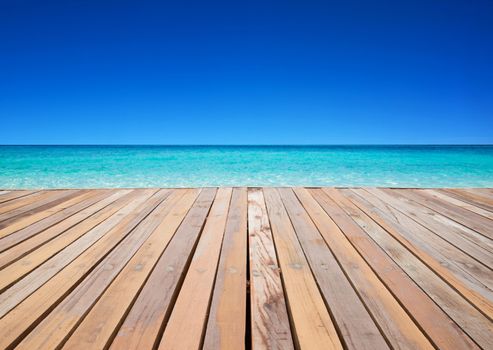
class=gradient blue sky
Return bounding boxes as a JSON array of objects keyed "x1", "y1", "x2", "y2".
[{"x1": 1, "y1": 0, "x2": 492, "y2": 144}]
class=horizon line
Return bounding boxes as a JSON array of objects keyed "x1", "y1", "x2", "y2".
[{"x1": 1, "y1": 144, "x2": 492, "y2": 147}]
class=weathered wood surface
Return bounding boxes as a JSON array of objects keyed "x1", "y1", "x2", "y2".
[{"x1": 0, "y1": 188, "x2": 491, "y2": 349}]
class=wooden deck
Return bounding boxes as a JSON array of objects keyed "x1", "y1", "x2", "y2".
[{"x1": 0, "y1": 188, "x2": 492, "y2": 349}]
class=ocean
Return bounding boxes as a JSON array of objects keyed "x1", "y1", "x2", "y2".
[{"x1": 0, "y1": 145, "x2": 492, "y2": 188}]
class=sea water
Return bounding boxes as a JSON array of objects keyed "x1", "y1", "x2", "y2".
[{"x1": 0, "y1": 145, "x2": 492, "y2": 188}]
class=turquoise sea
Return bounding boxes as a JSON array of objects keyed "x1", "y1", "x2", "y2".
[{"x1": 0, "y1": 146, "x2": 492, "y2": 188}]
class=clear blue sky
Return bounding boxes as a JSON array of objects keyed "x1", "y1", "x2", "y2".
[{"x1": 1, "y1": 0, "x2": 492, "y2": 144}]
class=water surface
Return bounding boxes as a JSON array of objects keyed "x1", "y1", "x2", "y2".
[{"x1": 0, "y1": 145, "x2": 492, "y2": 188}]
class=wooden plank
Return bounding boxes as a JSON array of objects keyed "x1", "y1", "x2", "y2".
[
  {"x1": 462, "y1": 188, "x2": 493, "y2": 202},
  {"x1": 0, "y1": 190, "x2": 109, "y2": 252},
  {"x1": 0, "y1": 190, "x2": 92, "y2": 240},
  {"x1": 203, "y1": 188, "x2": 248, "y2": 350},
  {"x1": 0, "y1": 190, "x2": 133, "y2": 288},
  {"x1": 299, "y1": 188, "x2": 433, "y2": 349},
  {"x1": 246, "y1": 188, "x2": 294, "y2": 350},
  {"x1": 344, "y1": 188, "x2": 493, "y2": 321},
  {"x1": 0, "y1": 189, "x2": 162, "y2": 318},
  {"x1": 442, "y1": 189, "x2": 493, "y2": 212},
  {"x1": 15, "y1": 189, "x2": 192, "y2": 350},
  {"x1": 429, "y1": 189, "x2": 493, "y2": 220},
  {"x1": 336, "y1": 188, "x2": 491, "y2": 349},
  {"x1": 398, "y1": 189, "x2": 493, "y2": 240},
  {"x1": 158, "y1": 188, "x2": 232, "y2": 350},
  {"x1": 0, "y1": 190, "x2": 82, "y2": 226},
  {"x1": 471, "y1": 188, "x2": 493, "y2": 198},
  {"x1": 0, "y1": 190, "x2": 58, "y2": 216},
  {"x1": 110, "y1": 188, "x2": 217, "y2": 350},
  {"x1": 0, "y1": 190, "x2": 132, "y2": 269},
  {"x1": 356, "y1": 189, "x2": 493, "y2": 295},
  {"x1": 371, "y1": 188, "x2": 493, "y2": 268},
  {"x1": 0, "y1": 186, "x2": 490, "y2": 349},
  {"x1": 382, "y1": 189, "x2": 493, "y2": 256},
  {"x1": 0, "y1": 189, "x2": 170, "y2": 349},
  {"x1": 263, "y1": 188, "x2": 342, "y2": 350},
  {"x1": 0, "y1": 190, "x2": 37, "y2": 204},
  {"x1": 354, "y1": 190, "x2": 493, "y2": 300},
  {"x1": 61, "y1": 189, "x2": 200, "y2": 350},
  {"x1": 325, "y1": 188, "x2": 483, "y2": 349},
  {"x1": 279, "y1": 188, "x2": 389, "y2": 350}
]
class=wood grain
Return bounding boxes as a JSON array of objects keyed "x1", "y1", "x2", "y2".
[
  {"x1": 203, "y1": 188, "x2": 248, "y2": 350},
  {"x1": 0, "y1": 187, "x2": 491, "y2": 349}
]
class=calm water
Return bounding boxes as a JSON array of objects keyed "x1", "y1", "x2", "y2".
[{"x1": 0, "y1": 145, "x2": 492, "y2": 188}]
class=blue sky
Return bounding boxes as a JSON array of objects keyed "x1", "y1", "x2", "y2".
[{"x1": 1, "y1": 0, "x2": 492, "y2": 144}]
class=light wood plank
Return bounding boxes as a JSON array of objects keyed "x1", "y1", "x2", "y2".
[
  {"x1": 15, "y1": 189, "x2": 190, "y2": 350},
  {"x1": 110, "y1": 188, "x2": 217, "y2": 350},
  {"x1": 61, "y1": 189, "x2": 200, "y2": 350},
  {"x1": 0, "y1": 190, "x2": 92, "y2": 240},
  {"x1": 301, "y1": 188, "x2": 434, "y2": 349},
  {"x1": 0, "y1": 189, "x2": 169, "y2": 349},
  {"x1": 357, "y1": 188, "x2": 493, "y2": 294},
  {"x1": 399, "y1": 189, "x2": 493, "y2": 240},
  {"x1": 0, "y1": 190, "x2": 60, "y2": 216},
  {"x1": 0, "y1": 189, "x2": 132, "y2": 269},
  {"x1": 337, "y1": 189, "x2": 491, "y2": 349},
  {"x1": 247, "y1": 188, "x2": 294, "y2": 350},
  {"x1": 0, "y1": 190, "x2": 82, "y2": 226},
  {"x1": 470, "y1": 188, "x2": 493, "y2": 198},
  {"x1": 372, "y1": 188, "x2": 493, "y2": 267},
  {"x1": 203, "y1": 188, "x2": 248, "y2": 350},
  {"x1": 345, "y1": 188, "x2": 493, "y2": 321},
  {"x1": 0, "y1": 190, "x2": 110, "y2": 253},
  {"x1": 159, "y1": 188, "x2": 232, "y2": 350},
  {"x1": 0, "y1": 190, "x2": 37, "y2": 204},
  {"x1": 0, "y1": 189, "x2": 162, "y2": 318},
  {"x1": 0, "y1": 190, "x2": 133, "y2": 289},
  {"x1": 460, "y1": 189, "x2": 493, "y2": 204},
  {"x1": 429, "y1": 189, "x2": 493, "y2": 220},
  {"x1": 263, "y1": 188, "x2": 342, "y2": 350},
  {"x1": 442, "y1": 189, "x2": 493, "y2": 212},
  {"x1": 280, "y1": 188, "x2": 389, "y2": 350},
  {"x1": 0, "y1": 187, "x2": 490, "y2": 350}
]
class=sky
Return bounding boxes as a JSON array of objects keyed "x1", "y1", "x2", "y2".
[{"x1": 0, "y1": 0, "x2": 492, "y2": 145}]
